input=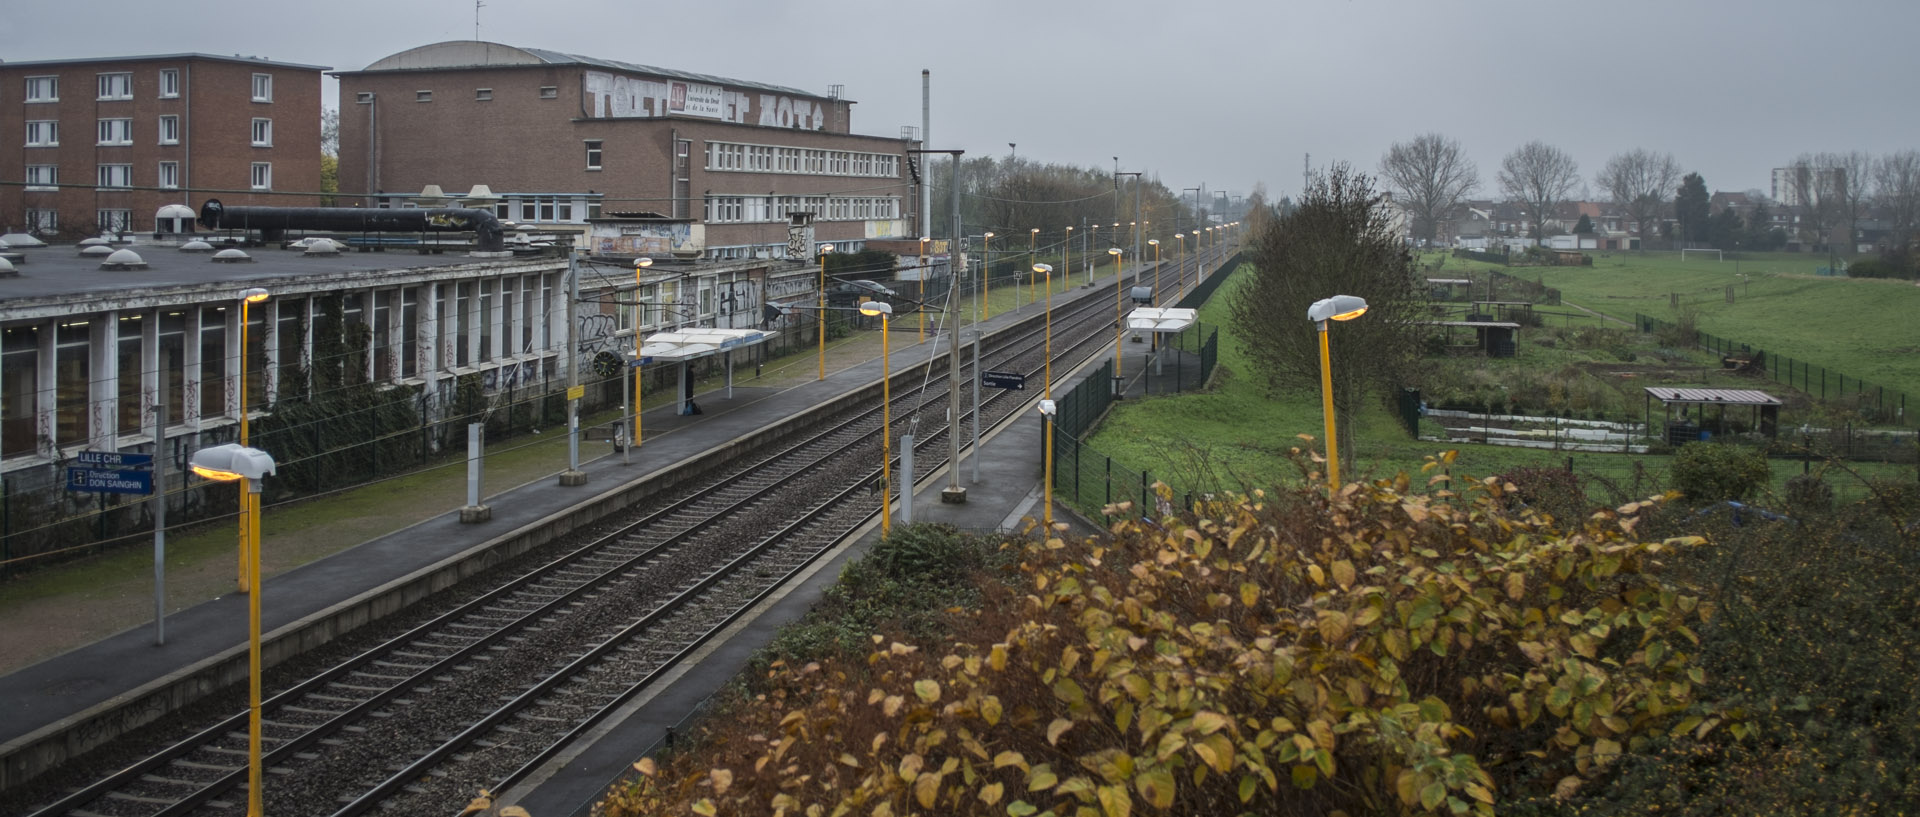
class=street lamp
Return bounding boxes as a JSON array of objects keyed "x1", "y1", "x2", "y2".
[
  {"x1": 1037, "y1": 398, "x2": 1057, "y2": 532},
  {"x1": 981, "y1": 231, "x2": 994, "y2": 322},
  {"x1": 1308, "y1": 295, "x2": 1369, "y2": 489},
  {"x1": 860, "y1": 300, "x2": 895, "y2": 537},
  {"x1": 1028, "y1": 228, "x2": 1040, "y2": 304},
  {"x1": 236, "y1": 287, "x2": 268, "y2": 594},
  {"x1": 817, "y1": 244, "x2": 833, "y2": 381},
  {"x1": 1147, "y1": 239, "x2": 1160, "y2": 308},
  {"x1": 1109, "y1": 247, "x2": 1125, "y2": 378},
  {"x1": 632, "y1": 257, "x2": 653, "y2": 447},
  {"x1": 1174, "y1": 233, "x2": 1186, "y2": 294},
  {"x1": 1033, "y1": 263, "x2": 1054, "y2": 398},
  {"x1": 189, "y1": 442, "x2": 275, "y2": 817},
  {"x1": 1063, "y1": 226, "x2": 1073, "y2": 291}
]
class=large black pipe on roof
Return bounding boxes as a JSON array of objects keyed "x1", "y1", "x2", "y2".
[{"x1": 197, "y1": 199, "x2": 506, "y2": 252}]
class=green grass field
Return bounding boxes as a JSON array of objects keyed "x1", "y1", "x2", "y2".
[
  {"x1": 1084, "y1": 263, "x2": 1916, "y2": 513},
  {"x1": 1427, "y1": 250, "x2": 1920, "y2": 397}
]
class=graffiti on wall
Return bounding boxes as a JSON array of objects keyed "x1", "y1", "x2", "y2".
[
  {"x1": 591, "y1": 221, "x2": 704, "y2": 256},
  {"x1": 583, "y1": 71, "x2": 827, "y2": 129}
]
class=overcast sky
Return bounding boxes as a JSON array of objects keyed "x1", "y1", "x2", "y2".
[{"x1": 7, "y1": 0, "x2": 1918, "y2": 203}]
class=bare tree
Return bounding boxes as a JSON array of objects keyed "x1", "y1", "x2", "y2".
[
  {"x1": 1498, "y1": 141, "x2": 1580, "y2": 246},
  {"x1": 1874, "y1": 150, "x2": 1920, "y2": 254},
  {"x1": 1377, "y1": 133, "x2": 1478, "y2": 244},
  {"x1": 1594, "y1": 149, "x2": 1680, "y2": 247},
  {"x1": 1786, "y1": 153, "x2": 1849, "y2": 249}
]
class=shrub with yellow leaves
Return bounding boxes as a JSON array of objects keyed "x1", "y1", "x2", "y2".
[{"x1": 599, "y1": 455, "x2": 1721, "y2": 816}]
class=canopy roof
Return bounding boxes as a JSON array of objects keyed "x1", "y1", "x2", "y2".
[
  {"x1": 1126, "y1": 307, "x2": 1197, "y2": 334},
  {"x1": 638, "y1": 328, "x2": 775, "y2": 363},
  {"x1": 1643, "y1": 387, "x2": 1783, "y2": 407}
]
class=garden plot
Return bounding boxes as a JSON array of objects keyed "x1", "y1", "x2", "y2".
[{"x1": 1422, "y1": 408, "x2": 1650, "y2": 453}]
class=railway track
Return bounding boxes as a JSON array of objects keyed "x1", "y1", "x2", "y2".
[{"x1": 17, "y1": 250, "x2": 1228, "y2": 817}]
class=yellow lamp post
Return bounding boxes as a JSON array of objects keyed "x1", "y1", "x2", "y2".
[
  {"x1": 817, "y1": 244, "x2": 833, "y2": 381},
  {"x1": 1037, "y1": 398, "x2": 1056, "y2": 531},
  {"x1": 916, "y1": 237, "x2": 930, "y2": 343},
  {"x1": 1147, "y1": 239, "x2": 1161, "y2": 307},
  {"x1": 632, "y1": 257, "x2": 653, "y2": 446},
  {"x1": 860, "y1": 300, "x2": 895, "y2": 537},
  {"x1": 1108, "y1": 247, "x2": 1125, "y2": 377},
  {"x1": 1174, "y1": 233, "x2": 1185, "y2": 295},
  {"x1": 1063, "y1": 226, "x2": 1073, "y2": 291},
  {"x1": 1191, "y1": 229, "x2": 1201, "y2": 284},
  {"x1": 189, "y1": 443, "x2": 275, "y2": 817},
  {"x1": 1308, "y1": 295, "x2": 1369, "y2": 489},
  {"x1": 1028, "y1": 228, "x2": 1039, "y2": 304},
  {"x1": 1033, "y1": 263, "x2": 1054, "y2": 399},
  {"x1": 981, "y1": 231, "x2": 994, "y2": 322},
  {"x1": 236, "y1": 287, "x2": 268, "y2": 593}
]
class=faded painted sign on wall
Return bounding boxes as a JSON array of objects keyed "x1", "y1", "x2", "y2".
[
  {"x1": 865, "y1": 220, "x2": 906, "y2": 239},
  {"x1": 584, "y1": 71, "x2": 828, "y2": 129},
  {"x1": 590, "y1": 222, "x2": 705, "y2": 256}
]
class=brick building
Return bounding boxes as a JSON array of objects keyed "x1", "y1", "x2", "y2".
[
  {"x1": 1, "y1": 53, "x2": 326, "y2": 239},
  {"x1": 335, "y1": 41, "x2": 916, "y2": 261}
]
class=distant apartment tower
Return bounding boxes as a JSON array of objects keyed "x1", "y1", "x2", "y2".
[
  {"x1": 1771, "y1": 165, "x2": 1846, "y2": 208},
  {"x1": 1, "y1": 53, "x2": 327, "y2": 238},
  {"x1": 334, "y1": 41, "x2": 916, "y2": 260}
]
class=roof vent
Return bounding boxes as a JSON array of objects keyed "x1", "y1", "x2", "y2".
[
  {"x1": 303, "y1": 238, "x2": 343, "y2": 256},
  {"x1": 100, "y1": 249, "x2": 148, "y2": 270},
  {"x1": 79, "y1": 237, "x2": 113, "y2": 248},
  {"x1": 0, "y1": 233, "x2": 46, "y2": 247},
  {"x1": 463, "y1": 184, "x2": 497, "y2": 201},
  {"x1": 180, "y1": 240, "x2": 215, "y2": 252},
  {"x1": 212, "y1": 248, "x2": 254, "y2": 263},
  {"x1": 0, "y1": 257, "x2": 17, "y2": 277},
  {"x1": 81, "y1": 244, "x2": 116, "y2": 257}
]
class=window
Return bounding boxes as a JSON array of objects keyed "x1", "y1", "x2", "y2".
[
  {"x1": 160, "y1": 68, "x2": 180, "y2": 98},
  {"x1": 97, "y1": 118, "x2": 133, "y2": 146},
  {"x1": 97, "y1": 209, "x2": 132, "y2": 233},
  {"x1": 251, "y1": 73, "x2": 272, "y2": 102},
  {"x1": 585, "y1": 140, "x2": 602, "y2": 170},
  {"x1": 25, "y1": 121, "x2": 58, "y2": 147},
  {"x1": 475, "y1": 88, "x2": 492, "y2": 101},
  {"x1": 158, "y1": 115, "x2": 180, "y2": 145},
  {"x1": 25, "y1": 165, "x2": 57, "y2": 191},
  {"x1": 97, "y1": 72, "x2": 133, "y2": 100},
  {"x1": 25, "y1": 208, "x2": 58, "y2": 235},
  {"x1": 97, "y1": 164, "x2": 132, "y2": 189},
  {"x1": 251, "y1": 118, "x2": 272, "y2": 147},
  {"x1": 158, "y1": 161, "x2": 179, "y2": 189},
  {"x1": 539, "y1": 86, "x2": 558, "y2": 99},
  {"x1": 25, "y1": 76, "x2": 57, "y2": 102},
  {"x1": 251, "y1": 162, "x2": 271, "y2": 190},
  {"x1": 416, "y1": 90, "x2": 432, "y2": 103}
]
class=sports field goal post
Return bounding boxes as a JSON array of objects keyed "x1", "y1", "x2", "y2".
[{"x1": 1680, "y1": 248, "x2": 1723, "y2": 262}]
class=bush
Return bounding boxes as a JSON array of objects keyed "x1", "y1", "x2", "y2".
[
  {"x1": 1668, "y1": 442, "x2": 1771, "y2": 503},
  {"x1": 1496, "y1": 465, "x2": 1589, "y2": 528}
]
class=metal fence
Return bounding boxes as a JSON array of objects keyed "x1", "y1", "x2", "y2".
[{"x1": 1635, "y1": 313, "x2": 1912, "y2": 426}]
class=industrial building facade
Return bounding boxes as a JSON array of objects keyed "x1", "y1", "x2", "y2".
[
  {"x1": 0, "y1": 53, "x2": 326, "y2": 238},
  {"x1": 334, "y1": 41, "x2": 917, "y2": 261}
]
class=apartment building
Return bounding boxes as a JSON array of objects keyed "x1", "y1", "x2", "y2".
[
  {"x1": 335, "y1": 41, "x2": 916, "y2": 261},
  {"x1": 1, "y1": 53, "x2": 327, "y2": 239}
]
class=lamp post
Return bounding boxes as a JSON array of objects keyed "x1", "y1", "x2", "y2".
[
  {"x1": 1063, "y1": 226, "x2": 1073, "y2": 292},
  {"x1": 189, "y1": 443, "x2": 275, "y2": 817},
  {"x1": 1034, "y1": 263, "x2": 1054, "y2": 399},
  {"x1": 981, "y1": 232, "x2": 994, "y2": 322},
  {"x1": 1108, "y1": 247, "x2": 1125, "y2": 379},
  {"x1": 1037, "y1": 398, "x2": 1056, "y2": 531},
  {"x1": 236, "y1": 287, "x2": 268, "y2": 593},
  {"x1": 1308, "y1": 295, "x2": 1369, "y2": 489},
  {"x1": 1191, "y1": 229, "x2": 1201, "y2": 285},
  {"x1": 1147, "y1": 239, "x2": 1161, "y2": 307},
  {"x1": 860, "y1": 300, "x2": 894, "y2": 536},
  {"x1": 817, "y1": 244, "x2": 833, "y2": 381},
  {"x1": 1028, "y1": 228, "x2": 1039, "y2": 304},
  {"x1": 632, "y1": 257, "x2": 653, "y2": 446},
  {"x1": 1174, "y1": 233, "x2": 1185, "y2": 295}
]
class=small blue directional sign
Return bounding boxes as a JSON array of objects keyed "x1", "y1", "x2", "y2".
[
  {"x1": 981, "y1": 370, "x2": 1026, "y2": 390},
  {"x1": 75, "y1": 450, "x2": 153, "y2": 468},
  {"x1": 67, "y1": 467, "x2": 154, "y2": 495}
]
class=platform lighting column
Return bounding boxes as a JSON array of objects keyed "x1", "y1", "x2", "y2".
[
  {"x1": 236, "y1": 287, "x2": 268, "y2": 593},
  {"x1": 1109, "y1": 247, "x2": 1125, "y2": 378},
  {"x1": 1063, "y1": 227, "x2": 1073, "y2": 294},
  {"x1": 974, "y1": 232, "x2": 992, "y2": 484},
  {"x1": 1309, "y1": 295, "x2": 1369, "y2": 489},
  {"x1": 981, "y1": 232, "x2": 994, "y2": 321},
  {"x1": 633, "y1": 257, "x2": 653, "y2": 445},
  {"x1": 1034, "y1": 263, "x2": 1054, "y2": 398},
  {"x1": 1148, "y1": 239, "x2": 1161, "y2": 307},
  {"x1": 1038, "y1": 398, "x2": 1056, "y2": 531},
  {"x1": 861, "y1": 300, "x2": 895, "y2": 535},
  {"x1": 817, "y1": 244, "x2": 833, "y2": 381},
  {"x1": 188, "y1": 444, "x2": 274, "y2": 817},
  {"x1": 1028, "y1": 229, "x2": 1039, "y2": 304},
  {"x1": 1191, "y1": 230, "x2": 1201, "y2": 286},
  {"x1": 917, "y1": 236, "x2": 930, "y2": 343},
  {"x1": 1174, "y1": 234, "x2": 1185, "y2": 295}
]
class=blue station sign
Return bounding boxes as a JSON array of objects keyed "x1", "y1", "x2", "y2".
[{"x1": 67, "y1": 468, "x2": 154, "y2": 495}]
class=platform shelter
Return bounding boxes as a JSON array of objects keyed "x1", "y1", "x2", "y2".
[{"x1": 638, "y1": 328, "x2": 777, "y2": 415}]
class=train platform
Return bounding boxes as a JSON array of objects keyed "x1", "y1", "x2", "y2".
[{"x1": 0, "y1": 253, "x2": 1230, "y2": 808}]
